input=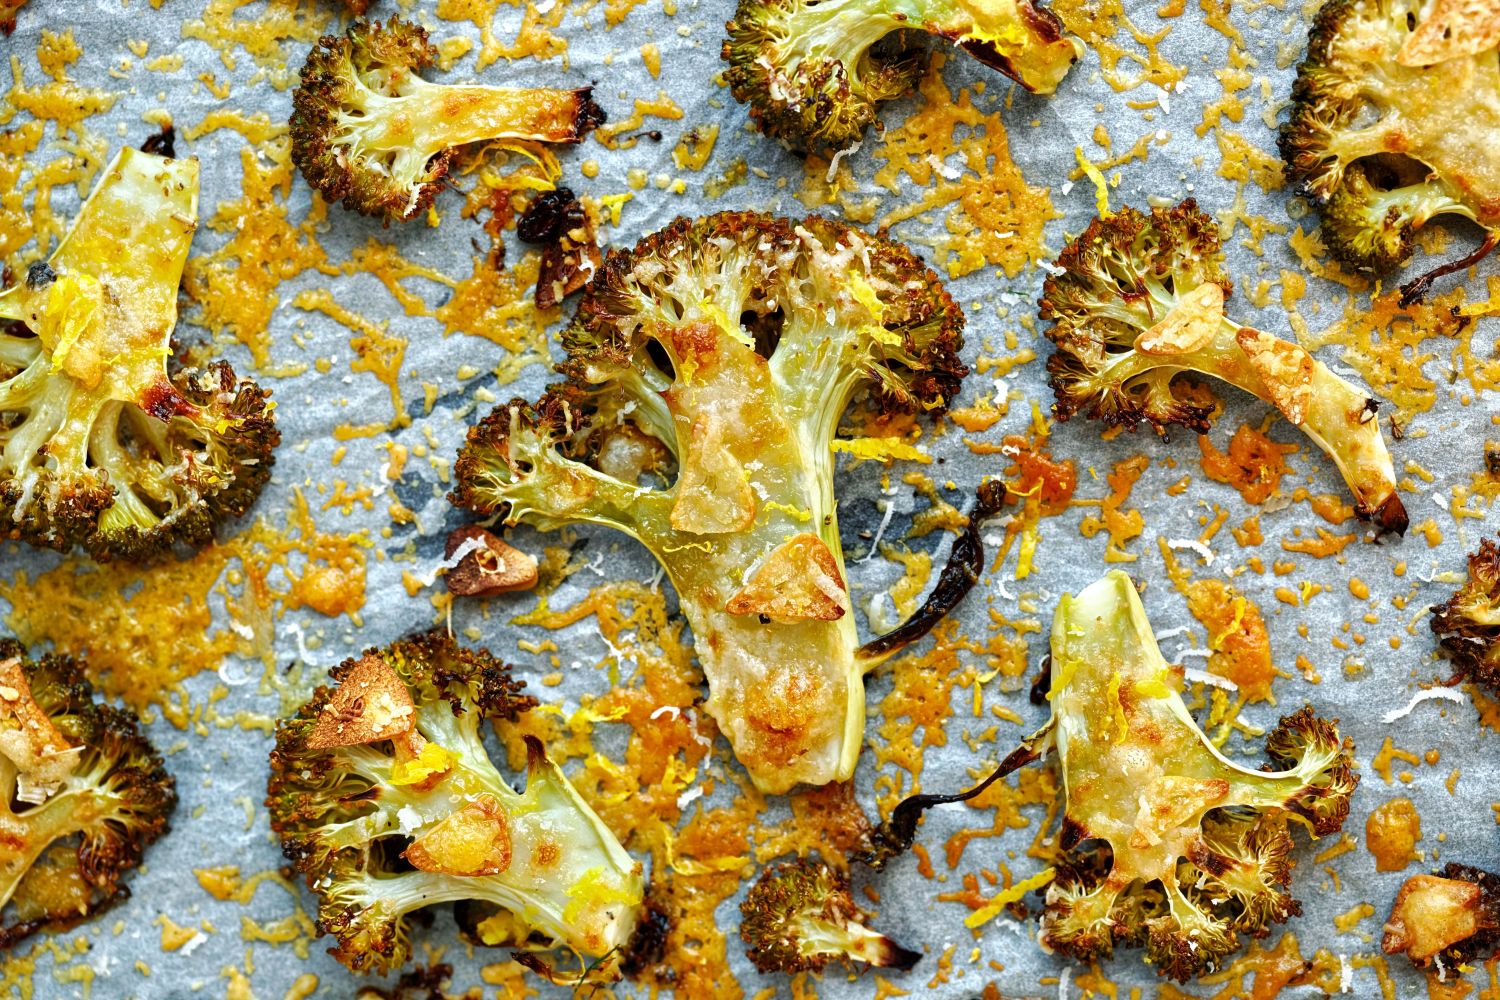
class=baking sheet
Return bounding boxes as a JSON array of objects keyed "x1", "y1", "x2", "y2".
[{"x1": 3, "y1": 0, "x2": 1499, "y2": 996}]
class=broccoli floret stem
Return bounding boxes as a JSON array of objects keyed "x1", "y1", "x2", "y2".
[{"x1": 1089, "y1": 316, "x2": 1400, "y2": 526}]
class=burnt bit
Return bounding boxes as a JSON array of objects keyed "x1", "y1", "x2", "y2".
[
  {"x1": 1365, "y1": 491, "x2": 1409, "y2": 537},
  {"x1": 140, "y1": 124, "x2": 176, "y2": 159},
  {"x1": 574, "y1": 88, "x2": 608, "y2": 139},
  {"x1": 517, "y1": 188, "x2": 579, "y2": 244},
  {"x1": 857, "y1": 479, "x2": 1010, "y2": 661},
  {"x1": 140, "y1": 379, "x2": 198, "y2": 422},
  {"x1": 25, "y1": 262, "x2": 56, "y2": 291},
  {"x1": 620, "y1": 886, "x2": 673, "y2": 979},
  {"x1": 1028, "y1": 655, "x2": 1052, "y2": 705},
  {"x1": 856, "y1": 732, "x2": 1046, "y2": 871},
  {"x1": 444, "y1": 524, "x2": 538, "y2": 597},
  {"x1": 1400, "y1": 232, "x2": 1500, "y2": 306},
  {"x1": 1059, "y1": 815, "x2": 1090, "y2": 852},
  {"x1": 521, "y1": 190, "x2": 601, "y2": 309},
  {"x1": 353, "y1": 965, "x2": 454, "y2": 1000},
  {"x1": 1485, "y1": 442, "x2": 1500, "y2": 478}
]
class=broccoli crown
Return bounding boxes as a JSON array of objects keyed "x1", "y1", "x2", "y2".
[
  {"x1": 1383, "y1": 863, "x2": 1500, "y2": 969},
  {"x1": 1278, "y1": 0, "x2": 1499, "y2": 274},
  {"x1": 290, "y1": 16, "x2": 605, "y2": 222},
  {"x1": 740, "y1": 857, "x2": 919, "y2": 974},
  {"x1": 1034, "y1": 572, "x2": 1357, "y2": 982},
  {"x1": 1038, "y1": 198, "x2": 1408, "y2": 534},
  {"x1": 1431, "y1": 536, "x2": 1500, "y2": 689},
  {"x1": 451, "y1": 211, "x2": 966, "y2": 793},
  {"x1": 0, "y1": 147, "x2": 277, "y2": 563},
  {"x1": 266, "y1": 629, "x2": 644, "y2": 983},
  {"x1": 0, "y1": 639, "x2": 177, "y2": 948},
  {"x1": 722, "y1": 0, "x2": 1082, "y2": 148}
]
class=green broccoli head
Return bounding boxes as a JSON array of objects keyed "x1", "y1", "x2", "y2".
[
  {"x1": 290, "y1": 16, "x2": 605, "y2": 222},
  {"x1": 0, "y1": 639, "x2": 177, "y2": 948},
  {"x1": 0, "y1": 147, "x2": 278, "y2": 563},
  {"x1": 1278, "y1": 0, "x2": 1498, "y2": 286},
  {"x1": 1431, "y1": 536, "x2": 1500, "y2": 691},
  {"x1": 1039, "y1": 198, "x2": 1408, "y2": 533},
  {"x1": 740, "y1": 857, "x2": 919, "y2": 974},
  {"x1": 722, "y1": 0, "x2": 1082, "y2": 148},
  {"x1": 266, "y1": 629, "x2": 645, "y2": 984},
  {"x1": 1035, "y1": 572, "x2": 1357, "y2": 982},
  {"x1": 452, "y1": 211, "x2": 967, "y2": 793}
]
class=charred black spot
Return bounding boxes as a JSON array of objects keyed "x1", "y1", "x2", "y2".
[
  {"x1": 1029, "y1": 655, "x2": 1052, "y2": 705},
  {"x1": 1060, "y1": 815, "x2": 1089, "y2": 851},
  {"x1": 1485, "y1": 443, "x2": 1500, "y2": 478},
  {"x1": 575, "y1": 88, "x2": 608, "y2": 138},
  {"x1": 353, "y1": 964, "x2": 454, "y2": 1000},
  {"x1": 620, "y1": 888, "x2": 673, "y2": 979},
  {"x1": 141, "y1": 379, "x2": 198, "y2": 421},
  {"x1": 140, "y1": 124, "x2": 177, "y2": 159},
  {"x1": 25, "y1": 261, "x2": 56, "y2": 291},
  {"x1": 517, "y1": 188, "x2": 580, "y2": 244}
]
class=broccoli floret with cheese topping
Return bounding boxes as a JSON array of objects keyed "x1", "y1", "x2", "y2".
[
  {"x1": 291, "y1": 16, "x2": 605, "y2": 222},
  {"x1": 722, "y1": 0, "x2": 1082, "y2": 148},
  {"x1": 0, "y1": 640, "x2": 176, "y2": 947},
  {"x1": 1279, "y1": 0, "x2": 1500, "y2": 300},
  {"x1": 0, "y1": 147, "x2": 277, "y2": 563},
  {"x1": 1039, "y1": 198, "x2": 1408, "y2": 534},
  {"x1": 266, "y1": 629, "x2": 644, "y2": 984},
  {"x1": 868, "y1": 572, "x2": 1357, "y2": 982},
  {"x1": 451, "y1": 211, "x2": 971, "y2": 794}
]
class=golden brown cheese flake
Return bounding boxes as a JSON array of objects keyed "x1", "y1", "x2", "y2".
[
  {"x1": 1383, "y1": 874, "x2": 1484, "y2": 964},
  {"x1": 1134, "y1": 281, "x2": 1224, "y2": 355},
  {"x1": 306, "y1": 655, "x2": 415, "y2": 750},
  {"x1": 1236, "y1": 327, "x2": 1315, "y2": 424},
  {"x1": 403, "y1": 795, "x2": 513, "y2": 877},
  {"x1": 725, "y1": 533, "x2": 848, "y2": 623}
]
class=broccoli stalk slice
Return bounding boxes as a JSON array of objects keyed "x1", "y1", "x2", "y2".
[
  {"x1": 1279, "y1": 0, "x2": 1500, "y2": 286},
  {"x1": 0, "y1": 147, "x2": 277, "y2": 561},
  {"x1": 1094, "y1": 316, "x2": 1403, "y2": 530},
  {"x1": 1040, "y1": 200, "x2": 1408, "y2": 533},
  {"x1": 454, "y1": 213, "x2": 969, "y2": 793},
  {"x1": 722, "y1": 0, "x2": 1080, "y2": 147},
  {"x1": 863, "y1": 572, "x2": 1357, "y2": 981}
]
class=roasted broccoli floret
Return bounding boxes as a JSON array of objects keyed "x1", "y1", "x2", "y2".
[
  {"x1": 267, "y1": 629, "x2": 644, "y2": 983},
  {"x1": 451, "y1": 211, "x2": 969, "y2": 793},
  {"x1": 0, "y1": 147, "x2": 277, "y2": 562},
  {"x1": 740, "y1": 857, "x2": 919, "y2": 974},
  {"x1": 291, "y1": 16, "x2": 605, "y2": 222},
  {"x1": 1383, "y1": 863, "x2": 1500, "y2": 970},
  {"x1": 723, "y1": 0, "x2": 1082, "y2": 147},
  {"x1": 1279, "y1": 0, "x2": 1500, "y2": 299},
  {"x1": 0, "y1": 639, "x2": 177, "y2": 947},
  {"x1": 866, "y1": 572, "x2": 1357, "y2": 981},
  {"x1": 1431, "y1": 536, "x2": 1500, "y2": 689},
  {"x1": 1039, "y1": 199, "x2": 1407, "y2": 533}
]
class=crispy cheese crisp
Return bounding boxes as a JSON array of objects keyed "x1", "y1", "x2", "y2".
[{"x1": 1398, "y1": 0, "x2": 1500, "y2": 67}]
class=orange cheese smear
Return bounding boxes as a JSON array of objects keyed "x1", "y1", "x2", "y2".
[
  {"x1": 1198, "y1": 422, "x2": 1298, "y2": 506},
  {"x1": 0, "y1": 492, "x2": 368, "y2": 726},
  {"x1": 1079, "y1": 454, "x2": 1150, "y2": 562},
  {"x1": 874, "y1": 61, "x2": 1058, "y2": 280},
  {"x1": 1161, "y1": 540, "x2": 1278, "y2": 703}
]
